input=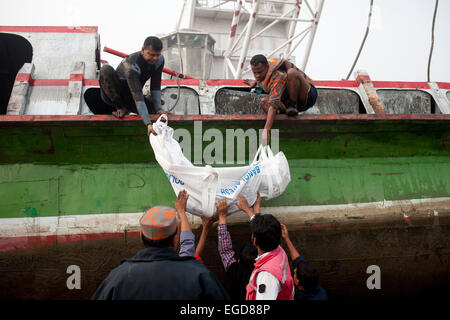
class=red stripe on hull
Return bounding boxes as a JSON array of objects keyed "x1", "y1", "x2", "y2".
[
  {"x1": 0, "y1": 214, "x2": 438, "y2": 252},
  {"x1": 437, "y1": 82, "x2": 450, "y2": 90},
  {"x1": 0, "y1": 232, "x2": 140, "y2": 252},
  {"x1": 372, "y1": 81, "x2": 430, "y2": 89}
]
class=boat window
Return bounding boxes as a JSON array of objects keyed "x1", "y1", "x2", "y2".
[{"x1": 377, "y1": 89, "x2": 434, "y2": 114}]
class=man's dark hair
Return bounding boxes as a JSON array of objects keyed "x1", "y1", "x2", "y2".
[
  {"x1": 141, "y1": 231, "x2": 176, "y2": 248},
  {"x1": 238, "y1": 242, "x2": 257, "y2": 267},
  {"x1": 250, "y1": 54, "x2": 268, "y2": 67},
  {"x1": 143, "y1": 36, "x2": 163, "y2": 51},
  {"x1": 250, "y1": 214, "x2": 281, "y2": 252},
  {"x1": 295, "y1": 260, "x2": 320, "y2": 292}
]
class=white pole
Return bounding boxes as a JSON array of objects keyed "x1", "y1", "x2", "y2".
[
  {"x1": 231, "y1": 8, "x2": 295, "y2": 55},
  {"x1": 300, "y1": 0, "x2": 324, "y2": 71},
  {"x1": 176, "y1": 0, "x2": 188, "y2": 31},
  {"x1": 224, "y1": 0, "x2": 243, "y2": 56},
  {"x1": 225, "y1": 56, "x2": 238, "y2": 78},
  {"x1": 224, "y1": 0, "x2": 243, "y2": 78},
  {"x1": 285, "y1": 28, "x2": 310, "y2": 58},
  {"x1": 267, "y1": 25, "x2": 311, "y2": 58},
  {"x1": 235, "y1": 0, "x2": 261, "y2": 79},
  {"x1": 284, "y1": 0, "x2": 302, "y2": 58},
  {"x1": 230, "y1": 23, "x2": 249, "y2": 54},
  {"x1": 240, "y1": 25, "x2": 311, "y2": 75}
]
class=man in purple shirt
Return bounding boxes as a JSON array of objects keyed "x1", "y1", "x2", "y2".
[{"x1": 215, "y1": 194, "x2": 261, "y2": 300}]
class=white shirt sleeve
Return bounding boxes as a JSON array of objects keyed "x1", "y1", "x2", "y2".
[{"x1": 255, "y1": 271, "x2": 282, "y2": 300}]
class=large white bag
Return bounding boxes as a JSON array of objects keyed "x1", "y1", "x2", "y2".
[
  {"x1": 149, "y1": 115, "x2": 290, "y2": 218},
  {"x1": 253, "y1": 144, "x2": 291, "y2": 200}
]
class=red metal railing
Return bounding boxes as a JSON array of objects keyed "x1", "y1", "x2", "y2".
[{"x1": 103, "y1": 46, "x2": 196, "y2": 80}]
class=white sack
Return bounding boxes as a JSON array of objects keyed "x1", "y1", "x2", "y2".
[{"x1": 149, "y1": 115, "x2": 290, "y2": 218}]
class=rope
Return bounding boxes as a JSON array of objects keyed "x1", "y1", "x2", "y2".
[
  {"x1": 427, "y1": 0, "x2": 439, "y2": 82},
  {"x1": 345, "y1": 0, "x2": 374, "y2": 80}
]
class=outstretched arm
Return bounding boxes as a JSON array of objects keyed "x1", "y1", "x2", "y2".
[
  {"x1": 173, "y1": 190, "x2": 195, "y2": 257},
  {"x1": 216, "y1": 199, "x2": 237, "y2": 271},
  {"x1": 253, "y1": 192, "x2": 262, "y2": 215},
  {"x1": 195, "y1": 216, "x2": 215, "y2": 259},
  {"x1": 262, "y1": 72, "x2": 287, "y2": 145},
  {"x1": 236, "y1": 194, "x2": 255, "y2": 220},
  {"x1": 281, "y1": 223, "x2": 300, "y2": 261},
  {"x1": 262, "y1": 105, "x2": 276, "y2": 146},
  {"x1": 122, "y1": 61, "x2": 154, "y2": 134}
]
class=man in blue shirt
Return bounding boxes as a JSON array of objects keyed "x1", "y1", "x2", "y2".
[{"x1": 281, "y1": 224, "x2": 328, "y2": 300}]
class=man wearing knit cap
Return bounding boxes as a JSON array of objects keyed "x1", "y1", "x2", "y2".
[{"x1": 92, "y1": 190, "x2": 229, "y2": 300}]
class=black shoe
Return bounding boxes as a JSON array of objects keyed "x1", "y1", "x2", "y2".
[{"x1": 286, "y1": 107, "x2": 298, "y2": 116}]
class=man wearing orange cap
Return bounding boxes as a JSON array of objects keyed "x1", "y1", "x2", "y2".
[{"x1": 92, "y1": 190, "x2": 229, "y2": 300}]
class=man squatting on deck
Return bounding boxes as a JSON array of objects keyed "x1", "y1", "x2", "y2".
[
  {"x1": 98, "y1": 36, "x2": 169, "y2": 136},
  {"x1": 246, "y1": 55, "x2": 318, "y2": 145}
]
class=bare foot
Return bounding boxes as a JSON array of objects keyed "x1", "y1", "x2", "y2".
[{"x1": 112, "y1": 108, "x2": 129, "y2": 118}]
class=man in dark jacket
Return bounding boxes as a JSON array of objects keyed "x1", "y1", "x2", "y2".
[
  {"x1": 92, "y1": 191, "x2": 230, "y2": 300},
  {"x1": 97, "y1": 36, "x2": 169, "y2": 136}
]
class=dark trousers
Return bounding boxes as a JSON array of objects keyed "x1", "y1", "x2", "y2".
[
  {"x1": 281, "y1": 84, "x2": 318, "y2": 112},
  {"x1": 89, "y1": 64, "x2": 155, "y2": 114}
]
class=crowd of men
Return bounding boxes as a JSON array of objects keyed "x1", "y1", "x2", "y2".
[
  {"x1": 92, "y1": 190, "x2": 327, "y2": 300},
  {"x1": 90, "y1": 36, "x2": 324, "y2": 300}
]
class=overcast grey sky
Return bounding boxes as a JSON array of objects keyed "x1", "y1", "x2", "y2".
[{"x1": 1, "y1": 0, "x2": 449, "y2": 81}]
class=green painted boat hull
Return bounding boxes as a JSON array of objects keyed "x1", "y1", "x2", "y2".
[{"x1": 1, "y1": 117, "x2": 449, "y2": 219}]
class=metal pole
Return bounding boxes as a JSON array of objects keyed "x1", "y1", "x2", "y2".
[
  {"x1": 263, "y1": 0, "x2": 298, "y2": 4},
  {"x1": 256, "y1": 15, "x2": 310, "y2": 22},
  {"x1": 103, "y1": 46, "x2": 196, "y2": 79},
  {"x1": 224, "y1": 0, "x2": 243, "y2": 78},
  {"x1": 251, "y1": 8, "x2": 295, "y2": 41},
  {"x1": 300, "y1": 0, "x2": 324, "y2": 71},
  {"x1": 212, "y1": 0, "x2": 233, "y2": 8},
  {"x1": 231, "y1": 8, "x2": 295, "y2": 55},
  {"x1": 235, "y1": 0, "x2": 261, "y2": 79},
  {"x1": 427, "y1": 0, "x2": 439, "y2": 82},
  {"x1": 176, "y1": 0, "x2": 188, "y2": 31},
  {"x1": 267, "y1": 25, "x2": 311, "y2": 58},
  {"x1": 345, "y1": 0, "x2": 373, "y2": 80},
  {"x1": 103, "y1": 46, "x2": 127, "y2": 58},
  {"x1": 203, "y1": 35, "x2": 208, "y2": 79},
  {"x1": 303, "y1": 0, "x2": 314, "y2": 17},
  {"x1": 284, "y1": 0, "x2": 302, "y2": 57},
  {"x1": 230, "y1": 23, "x2": 249, "y2": 54},
  {"x1": 285, "y1": 27, "x2": 310, "y2": 58},
  {"x1": 224, "y1": 0, "x2": 243, "y2": 56},
  {"x1": 240, "y1": 25, "x2": 311, "y2": 76},
  {"x1": 224, "y1": 56, "x2": 238, "y2": 78}
]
